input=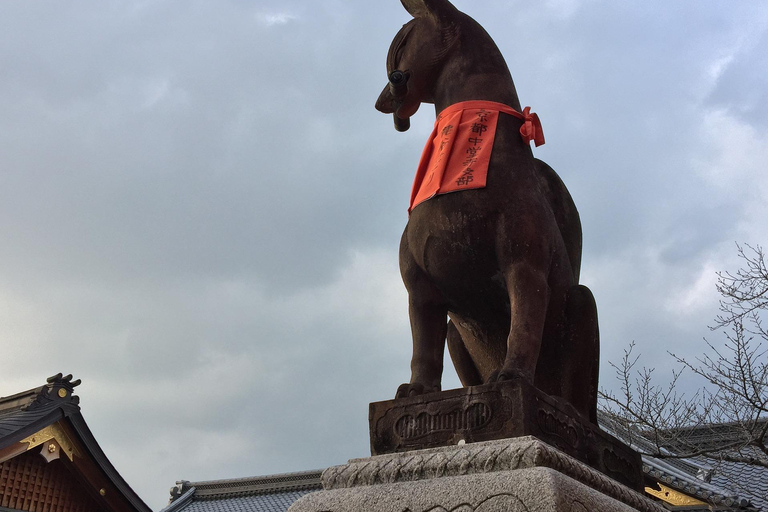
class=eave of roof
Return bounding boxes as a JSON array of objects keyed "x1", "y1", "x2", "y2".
[
  {"x1": 67, "y1": 411, "x2": 152, "y2": 512},
  {"x1": 642, "y1": 458, "x2": 752, "y2": 509}
]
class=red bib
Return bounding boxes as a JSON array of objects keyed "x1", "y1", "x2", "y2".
[{"x1": 409, "y1": 101, "x2": 545, "y2": 213}]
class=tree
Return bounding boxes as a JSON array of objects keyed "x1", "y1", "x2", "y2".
[{"x1": 600, "y1": 243, "x2": 768, "y2": 469}]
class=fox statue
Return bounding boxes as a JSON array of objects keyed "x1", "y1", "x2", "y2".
[{"x1": 375, "y1": 0, "x2": 600, "y2": 423}]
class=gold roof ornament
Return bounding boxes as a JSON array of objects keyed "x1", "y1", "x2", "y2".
[
  {"x1": 645, "y1": 483, "x2": 708, "y2": 507},
  {"x1": 20, "y1": 424, "x2": 81, "y2": 462}
]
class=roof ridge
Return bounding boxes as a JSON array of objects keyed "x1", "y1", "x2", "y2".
[
  {"x1": 170, "y1": 470, "x2": 323, "y2": 501},
  {"x1": 0, "y1": 388, "x2": 43, "y2": 414},
  {"x1": 0, "y1": 373, "x2": 82, "y2": 414}
]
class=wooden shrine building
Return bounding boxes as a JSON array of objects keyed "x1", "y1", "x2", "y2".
[{"x1": 0, "y1": 374, "x2": 150, "y2": 512}]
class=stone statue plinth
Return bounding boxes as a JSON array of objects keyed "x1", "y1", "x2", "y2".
[
  {"x1": 288, "y1": 437, "x2": 664, "y2": 512},
  {"x1": 370, "y1": 379, "x2": 643, "y2": 491}
]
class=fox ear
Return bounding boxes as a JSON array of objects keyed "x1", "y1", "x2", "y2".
[{"x1": 400, "y1": 0, "x2": 458, "y2": 21}]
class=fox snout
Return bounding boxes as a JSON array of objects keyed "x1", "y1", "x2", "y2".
[
  {"x1": 376, "y1": 70, "x2": 412, "y2": 132},
  {"x1": 375, "y1": 84, "x2": 396, "y2": 114}
]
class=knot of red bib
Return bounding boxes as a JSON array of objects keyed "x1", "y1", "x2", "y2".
[{"x1": 519, "y1": 106, "x2": 545, "y2": 147}]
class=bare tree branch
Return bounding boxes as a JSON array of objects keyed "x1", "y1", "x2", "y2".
[{"x1": 599, "y1": 243, "x2": 768, "y2": 471}]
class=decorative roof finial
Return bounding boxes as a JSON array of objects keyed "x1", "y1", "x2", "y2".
[{"x1": 45, "y1": 373, "x2": 81, "y2": 403}]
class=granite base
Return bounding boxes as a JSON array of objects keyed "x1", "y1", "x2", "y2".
[{"x1": 288, "y1": 437, "x2": 664, "y2": 512}]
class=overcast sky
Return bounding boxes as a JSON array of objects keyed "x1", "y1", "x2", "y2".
[{"x1": 1, "y1": 0, "x2": 767, "y2": 509}]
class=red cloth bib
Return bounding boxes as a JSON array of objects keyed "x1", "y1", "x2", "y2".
[{"x1": 409, "y1": 100, "x2": 545, "y2": 213}]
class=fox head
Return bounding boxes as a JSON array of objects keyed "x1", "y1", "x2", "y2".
[{"x1": 375, "y1": 0, "x2": 515, "y2": 132}]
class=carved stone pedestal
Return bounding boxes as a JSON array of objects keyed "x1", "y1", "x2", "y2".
[
  {"x1": 288, "y1": 437, "x2": 664, "y2": 512},
  {"x1": 370, "y1": 379, "x2": 642, "y2": 491}
]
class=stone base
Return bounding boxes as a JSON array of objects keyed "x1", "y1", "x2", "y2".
[
  {"x1": 369, "y1": 379, "x2": 642, "y2": 491},
  {"x1": 288, "y1": 437, "x2": 664, "y2": 512}
]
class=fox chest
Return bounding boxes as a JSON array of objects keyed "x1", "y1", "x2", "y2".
[{"x1": 402, "y1": 204, "x2": 505, "y2": 293}]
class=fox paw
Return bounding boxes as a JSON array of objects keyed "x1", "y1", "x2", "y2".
[{"x1": 395, "y1": 382, "x2": 440, "y2": 399}]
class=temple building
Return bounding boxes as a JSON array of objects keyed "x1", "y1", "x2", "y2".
[{"x1": 0, "y1": 374, "x2": 150, "y2": 512}]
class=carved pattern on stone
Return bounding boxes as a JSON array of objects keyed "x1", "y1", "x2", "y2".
[
  {"x1": 322, "y1": 437, "x2": 663, "y2": 512},
  {"x1": 536, "y1": 409, "x2": 578, "y2": 448},
  {"x1": 568, "y1": 501, "x2": 589, "y2": 512},
  {"x1": 404, "y1": 493, "x2": 531, "y2": 512},
  {"x1": 395, "y1": 402, "x2": 492, "y2": 441}
]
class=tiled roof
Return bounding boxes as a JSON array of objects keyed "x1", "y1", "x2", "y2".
[
  {"x1": 162, "y1": 471, "x2": 322, "y2": 512},
  {"x1": 599, "y1": 412, "x2": 764, "y2": 511},
  {"x1": 641, "y1": 453, "x2": 755, "y2": 509},
  {"x1": 178, "y1": 490, "x2": 315, "y2": 512},
  {"x1": 652, "y1": 421, "x2": 768, "y2": 510},
  {"x1": 0, "y1": 376, "x2": 79, "y2": 446},
  {"x1": 704, "y1": 453, "x2": 768, "y2": 511}
]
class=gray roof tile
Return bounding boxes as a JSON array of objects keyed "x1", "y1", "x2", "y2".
[
  {"x1": 706, "y1": 456, "x2": 768, "y2": 511},
  {"x1": 182, "y1": 490, "x2": 315, "y2": 512},
  {"x1": 599, "y1": 412, "x2": 766, "y2": 510},
  {"x1": 162, "y1": 471, "x2": 322, "y2": 512}
]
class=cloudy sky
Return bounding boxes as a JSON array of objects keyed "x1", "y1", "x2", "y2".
[{"x1": 1, "y1": 0, "x2": 767, "y2": 509}]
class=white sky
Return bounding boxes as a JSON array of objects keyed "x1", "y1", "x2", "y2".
[{"x1": 1, "y1": 1, "x2": 767, "y2": 509}]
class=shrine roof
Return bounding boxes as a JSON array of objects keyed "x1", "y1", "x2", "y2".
[
  {"x1": 599, "y1": 412, "x2": 764, "y2": 511},
  {"x1": 0, "y1": 373, "x2": 151, "y2": 512}
]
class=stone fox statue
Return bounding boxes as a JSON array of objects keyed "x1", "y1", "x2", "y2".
[{"x1": 376, "y1": 0, "x2": 600, "y2": 423}]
